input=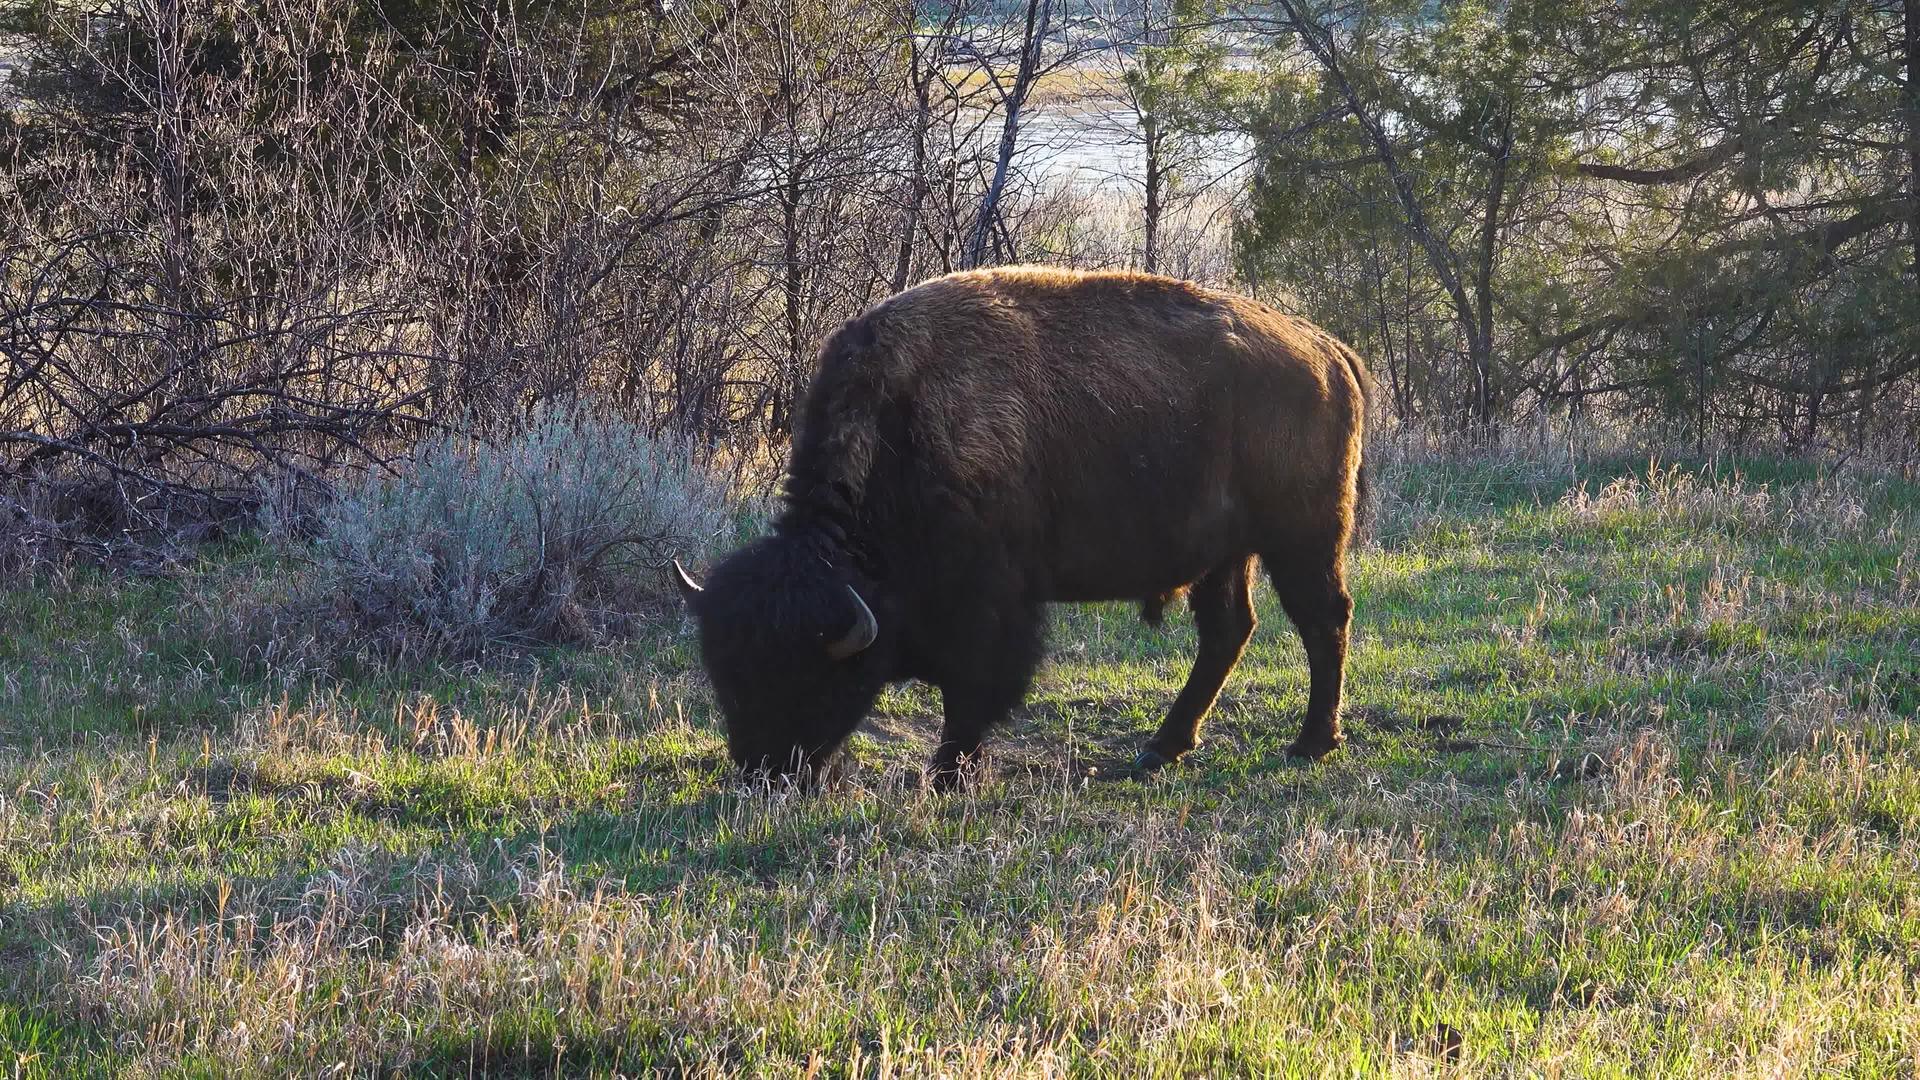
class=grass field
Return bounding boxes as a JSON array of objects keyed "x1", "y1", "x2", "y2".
[{"x1": 3, "y1": 450, "x2": 1918, "y2": 1076}]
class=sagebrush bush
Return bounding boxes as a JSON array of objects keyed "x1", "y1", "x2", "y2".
[{"x1": 309, "y1": 410, "x2": 733, "y2": 656}]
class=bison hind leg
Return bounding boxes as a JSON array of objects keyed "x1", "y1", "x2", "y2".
[
  {"x1": 1135, "y1": 557, "x2": 1257, "y2": 772},
  {"x1": 1138, "y1": 586, "x2": 1189, "y2": 629},
  {"x1": 1264, "y1": 536, "x2": 1354, "y2": 762}
]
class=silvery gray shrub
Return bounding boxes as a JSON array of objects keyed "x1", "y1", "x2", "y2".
[{"x1": 313, "y1": 409, "x2": 731, "y2": 655}]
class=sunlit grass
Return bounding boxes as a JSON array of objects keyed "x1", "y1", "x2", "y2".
[{"x1": 2, "y1": 452, "x2": 1917, "y2": 1075}]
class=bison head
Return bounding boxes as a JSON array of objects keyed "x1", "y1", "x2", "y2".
[{"x1": 674, "y1": 536, "x2": 889, "y2": 781}]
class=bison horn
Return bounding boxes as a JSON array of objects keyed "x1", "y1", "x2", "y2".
[
  {"x1": 671, "y1": 558, "x2": 704, "y2": 598},
  {"x1": 826, "y1": 585, "x2": 878, "y2": 660}
]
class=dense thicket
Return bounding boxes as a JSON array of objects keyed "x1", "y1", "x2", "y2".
[
  {"x1": 1235, "y1": 0, "x2": 1920, "y2": 449},
  {"x1": 2, "y1": 0, "x2": 1915, "y2": 552},
  {"x1": 1, "y1": 0, "x2": 1106, "y2": 537}
]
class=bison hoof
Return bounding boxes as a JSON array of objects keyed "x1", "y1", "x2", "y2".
[
  {"x1": 926, "y1": 759, "x2": 983, "y2": 792},
  {"x1": 1131, "y1": 747, "x2": 1178, "y2": 776},
  {"x1": 1285, "y1": 733, "x2": 1344, "y2": 761}
]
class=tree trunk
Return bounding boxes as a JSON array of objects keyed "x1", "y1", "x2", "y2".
[
  {"x1": 1906, "y1": 0, "x2": 1920, "y2": 287},
  {"x1": 1470, "y1": 109, "x2": 1513, "y2": 428},
  {"x1": 1275, "y1": 0, "x2": 1491, "y2": 429},
  {"x1": 780, "y1": 162, "x2": 805, "y2": 433},
  {"x1": 778, "y1": 68, "x2": 806, "y2": 434},
  {"x1": 1142, "y1": 120, "x2": 1163, "y2": 273},
  {"x1": 967, "y1": 0, "x2": 1050, "y2": 268},
  {"x1": 894, "y1": 40, "x2": 935, "y2": 292}
]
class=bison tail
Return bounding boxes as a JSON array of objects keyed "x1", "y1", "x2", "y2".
[
  {"x1": 1340, "y1": 340, "x2": 1375, "y2": 548},
  {"x1": 1352, "y1": 459, "x2": 1372, "y2": 547}
]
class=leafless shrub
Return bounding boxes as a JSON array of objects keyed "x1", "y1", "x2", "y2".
[
  {"x1": 0, "y1": 472, "x2": 255, "y2": 576},
  {"x1": 0, "y1": 0, "x2": 1010, "y2": 547},
  {"x1": 5, "y1": 0, "x2": 1222, "y2": 577},
  {"x1": 0, "y1": 480, "x2": 66, "y2": 576}
]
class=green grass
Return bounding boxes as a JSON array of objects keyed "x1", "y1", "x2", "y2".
[{"x1": 3, "y1": 453, "x2": 1918, "y2": 1076}]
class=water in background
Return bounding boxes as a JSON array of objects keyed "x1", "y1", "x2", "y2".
[{"x1": 1014, "y1": 97, "x2": 1252, "y2": 195}]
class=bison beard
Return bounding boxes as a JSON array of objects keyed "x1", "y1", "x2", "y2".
[{"x1": 678, "y1": 266, "x2": 1370, "y2": 787}]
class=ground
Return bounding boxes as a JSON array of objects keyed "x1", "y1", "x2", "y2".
[{"x1": 2, "y1": 451, "x2": 1917, "y2": 1076}]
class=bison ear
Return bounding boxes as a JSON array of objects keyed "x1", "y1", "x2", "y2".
[
  {"x1": 825, "y1": 585, "x2": 878, "y2": 660},
  {"x1": 671, "y1": 559, "x2": 704, "y2": 604}
]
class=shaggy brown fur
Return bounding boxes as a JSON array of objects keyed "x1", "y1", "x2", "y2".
[{"x1": 682, "y1": 266, "x2": 1370, "y2": 783}]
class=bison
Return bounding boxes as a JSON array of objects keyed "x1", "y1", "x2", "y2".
[{"x1": 675, "y1": 266, "x2": 1370, "y2": 785}]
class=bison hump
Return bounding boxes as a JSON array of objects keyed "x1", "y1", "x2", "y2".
[{"x1": 915, "y1": 375, "x2": 1029, "y2": 492}]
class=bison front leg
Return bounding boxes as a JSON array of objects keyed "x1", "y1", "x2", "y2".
[
  {"x1": 930, "y1": 684, "x2": 1012, "y2": 788},
  {"x1": 1135, "y1": 557, "x2": 1257, "y2": 774},
  {"x1": 929, "y1": 607, "x2": 1044, "y2": 790}
]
